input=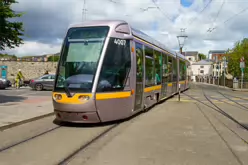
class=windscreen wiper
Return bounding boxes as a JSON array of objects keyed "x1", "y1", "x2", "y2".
[
  {"x1": 64, "y1": 84, "x2": 72, "y2": 98},
  {"x1": 57, "y1": 73, "x2": 72, "y2": 97}
]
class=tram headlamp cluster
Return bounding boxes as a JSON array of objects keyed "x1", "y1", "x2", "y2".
[
  {"x1": 78, "y1": 95, "x2": 90, "y2": 101},
  {"x1": 54, "y1": 94, "x2": 62, "y2": 100}
]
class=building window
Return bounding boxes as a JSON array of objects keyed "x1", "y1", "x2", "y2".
[
  {"x1": 189, "y1": 58, "x2": 191, "y2": 61},
  {"x1": 200, "y1": 70, "x2": 204, "y2": 74},
  {"x1": 200, "y1": 66, "x2": 204, "y2": 68}
]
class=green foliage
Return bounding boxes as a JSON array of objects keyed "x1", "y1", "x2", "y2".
[
  {"x1": 0, "y1": 0, "x2": 24, "y2": 50},
  {"x1": 227, "y1": 38, "x2": 248, "y2": 79},
  {"x1": 48, "y1": 55, "x2": 60, "y2": 62},
  {"x1": 198, "y1": 53, "x2": 207, "y2": 60},
  {"x1": 0, "y1": 53, "x2": 17, "y2": 59}
]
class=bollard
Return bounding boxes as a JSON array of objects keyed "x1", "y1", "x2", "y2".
[{"x1": 178, "y1": 84, "x2": 181, "y2": 101}]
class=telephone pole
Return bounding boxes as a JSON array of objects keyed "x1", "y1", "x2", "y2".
[
  {"x1": 177, "y1": 28, "x2": 188, "y2": 54},
  {"x1": 82, "y1": 0, "x2": 87, "y2": 21}
]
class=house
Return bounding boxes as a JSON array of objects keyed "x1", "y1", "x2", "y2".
[
  {"x1": 191, "y1": 60, "x2": 213, "y2": 82},
  {"x1": 182, "y1": 51, "x2": 199, "y2": 64},
  {"x1": 208, "y1": 50, "x2": 229, "y2": 78},
  {"x1": 208, "y1": 50, "x2": 226, "y2": 62}
]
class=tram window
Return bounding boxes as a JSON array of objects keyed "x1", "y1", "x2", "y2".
[
  {"x1": 96, "y1": 37, "x2": 131, "y2": 92},
  {"x1": 167, "y1": 56, "x2": 173, "y2": 82},
  {"x1": 135, "y1": 42, "x2": 143, "y2": 82},
  {"x1": 145, "y1": 46, "x2": 154, "y2": 87},
  {"x1": 179, "y1": 60, "x2": 186, "y2": 81},
  {"x1": 162, "y1": 53, "x2": 168, "y2": 82},
  {"x1": 154, "y1": 50, "x2": 162, "y2": 85},
  {"x1": 172, "y1": 58, "x2": 177, "y2": 82}
]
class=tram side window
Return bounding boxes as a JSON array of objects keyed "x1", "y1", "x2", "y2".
[
  {"x1": 154, "y1": 50, "x2": 162, "y2": 85},
  {"x1": 96, "y1": 38, "x2": 131, "y2": 92},
  {"x1": 172, "y1": 58, "x2": 177, "y2": 82},
  {"x1": 162, "y1": 53, "x2": 168, "y2": 82},
  {"x1": 179, "y1": 60, "x2": 186, "y2": 81},
  {"x1": 167, "y1": 56, "x2": 173, "y2": 82},
  {"x1": 135, "y1": 42, "x2": 143, "y2": 82},
  {"x1": 145, "y1": 46, "x2": 154, "y2": 87}
]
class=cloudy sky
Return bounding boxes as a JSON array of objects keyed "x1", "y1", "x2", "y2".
[{"x1": 2, "y1": 0, "x2": 248, "y2": 57}]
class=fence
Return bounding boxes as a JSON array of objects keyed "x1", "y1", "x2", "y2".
[{"x1": 195, "y1": 76, "x2": 248, "y2": 90}]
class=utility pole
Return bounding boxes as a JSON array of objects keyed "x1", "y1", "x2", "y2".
[
  {"x1": 177, "y1": 28, "x2": 188, "y2": 54},
  {"x1": 223, "y1": 56, "x2": 226, "y2": 88},
  {"x1": 240, "y1": 56, "x2": 245, "y2": 90},
  {"x1": 82, "y1": 0, "x2": 87, "y2": 21}
]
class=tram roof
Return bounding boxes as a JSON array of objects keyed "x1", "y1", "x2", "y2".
[{"x1": 68, "y1": 20, "x2": 188, "y2": 61}]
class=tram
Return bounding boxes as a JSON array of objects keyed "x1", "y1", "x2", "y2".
[{"x1": 52, "y1": 20, "x2": 190, "y2": 123}]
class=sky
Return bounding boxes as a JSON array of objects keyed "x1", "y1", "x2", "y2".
[{"x1": 2, "y1": 0, "x2": 248, "y2": 57}]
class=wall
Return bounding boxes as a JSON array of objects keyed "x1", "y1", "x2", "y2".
[{"x1": 0, "y1": 61, "x2": 58, "y2": 82}]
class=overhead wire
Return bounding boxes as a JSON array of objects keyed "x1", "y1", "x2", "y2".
[
  {"x1": 212, "y1": 0, "x2": 225, "y2": 24},
  {"x1": 209, "y1": 5, "x2": 248, "y2": 32},
  {"x1": 188, "y1": 0, "x2": 213, "y2": 25},
  {"x1": 151, "y1": 0, "x2": 174, "y2": 23}
]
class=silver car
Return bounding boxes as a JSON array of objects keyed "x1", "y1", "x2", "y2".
[
  {"x1": 0, "y1": 78, "x2": 11, "y2": 89},
  {"x1": 29, "y1": 74, "x2": 55, "y2": 91}
]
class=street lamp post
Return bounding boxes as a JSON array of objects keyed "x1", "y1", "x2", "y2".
[{"x1": 177, "y1": 28, "x2": 188, "y2": 54}]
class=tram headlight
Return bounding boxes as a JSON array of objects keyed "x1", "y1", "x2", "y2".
[
  {"x1": 78, "y1": 95, "x2": 90, "y2": 101},
  {"x1": 54, "y1": 94, "x2": 62, "y2": 100}
]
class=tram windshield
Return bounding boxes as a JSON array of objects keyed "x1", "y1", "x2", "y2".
[{"x1": 55, "y1": 26, "x2": 109, "y2": 92}]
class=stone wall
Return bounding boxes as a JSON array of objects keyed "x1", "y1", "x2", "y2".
[{"x1": 0, "y1": 61, "x2": 57, "y2": 82}]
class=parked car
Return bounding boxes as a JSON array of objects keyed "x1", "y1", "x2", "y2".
[
  {"x1": 0, "y1": 78, "x2": 11, "y2": 89},
  {"x1": 29, "y1": 74, "x2": 55, "y2": 91}
]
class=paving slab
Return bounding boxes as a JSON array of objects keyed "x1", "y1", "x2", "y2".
[
  {"x1": 69, "y1": 99, "x2": 248, "y2": 165},
  {"x1": 0, "y1": 95, "x2": 53, "y2": 129}
]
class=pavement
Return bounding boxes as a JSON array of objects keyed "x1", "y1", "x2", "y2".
[
  {"x1": 0, "y1": 87, "x2": 53, "y2": 130},
  {"x1": 66, "y1": 83, "x2": 248, "y2": 165}
]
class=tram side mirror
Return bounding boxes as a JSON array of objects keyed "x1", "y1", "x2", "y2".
[{"x1": 122, "y1": 34, "x2": 134, "y2": 40}]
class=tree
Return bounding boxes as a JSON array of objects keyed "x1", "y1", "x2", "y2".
[
  {"x1": 0, "y1": 0, "x2": 24, "y2": 50},
  {"x1": 48, "y1": 55, "x2": 60, "y2": 62},
  {"x1": 227, "y1": 38, "x2": 248, "y2": 79},
  {"x1": 198, "y1": 53, "x2": 207, "y2": 60}
]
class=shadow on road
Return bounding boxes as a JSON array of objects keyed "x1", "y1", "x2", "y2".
[{"x1": 0, "y1": 94, "x2": 27, "y2": 104}]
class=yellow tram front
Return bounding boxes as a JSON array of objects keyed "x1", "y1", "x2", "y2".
[{"x1": 52, "y1": 23, "x2": 133, "y2": 123}]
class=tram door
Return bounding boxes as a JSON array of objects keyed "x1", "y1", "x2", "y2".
[{"x1": 134, "y1": 43, "x2": 144, "y2": 111}]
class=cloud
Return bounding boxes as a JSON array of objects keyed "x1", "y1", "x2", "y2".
[{"x1": 2, "y1": 0, "x2": 248, "y2": 57}]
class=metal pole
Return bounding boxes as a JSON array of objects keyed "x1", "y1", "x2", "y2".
[
  {"x1": 241, "y1": 71, "x2": 244, "y2": 90},
  {"x1": 178, "y1": 84, "x2": 181, "y2": 101}
]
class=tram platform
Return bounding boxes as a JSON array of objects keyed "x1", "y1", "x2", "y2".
[{"x1": 68, "y1": 83, "x2": 248, "y2": 165}]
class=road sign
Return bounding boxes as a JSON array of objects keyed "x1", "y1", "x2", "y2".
[{"x1": 240, "y1": 62, "x2": 245, "y2": 69}]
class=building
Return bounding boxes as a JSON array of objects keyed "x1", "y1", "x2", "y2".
[
  {"x1": 182, "y1": 51, "x2": 199, "y2": 64},
  {"x1": 208, "y1": 50, "x2": 226, "y2": 62},
  {"x1": 191, "y1": 60, "x2": 213, "y2": 82},
  {"x1": 208, "y1": 50, "x2": 229, "y2": 78}
]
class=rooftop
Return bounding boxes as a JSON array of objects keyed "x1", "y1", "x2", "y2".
[
  {"x1": 182, "y1": 51, "x2": 198, "y2": 56},
  {"x1": 192, "y1": 59, "x2": 213, "y2": 65},
  {"x1": 208, "y1": 50, "x2": 226, "y2": 54}
]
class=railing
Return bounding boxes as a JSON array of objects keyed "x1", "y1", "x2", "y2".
[{"x1": 195, "y1": 76, "x2": 248, "y2": 90}]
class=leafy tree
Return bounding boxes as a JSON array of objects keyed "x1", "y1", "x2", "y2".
[
  {"x1": 48, "y1": 55, "x2": 60, "y2": 62},
  {"x1": 198, "y1": 53, "x2": 207, "y2": 60},
  {"x1": 0, "y1": 0, "x2": 24, "y2": 50},
  {"x1": 227, "y1": 38, "x2": 248, "y2": 79}
]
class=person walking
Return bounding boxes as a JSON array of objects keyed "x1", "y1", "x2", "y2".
[{"x1": 15, "y1": 69, "x2": 24, "y2": 89}]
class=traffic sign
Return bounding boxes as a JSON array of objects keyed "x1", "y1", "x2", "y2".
[{"x1": 240, "y1": 61, "x2": 245, "y2": 68}]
